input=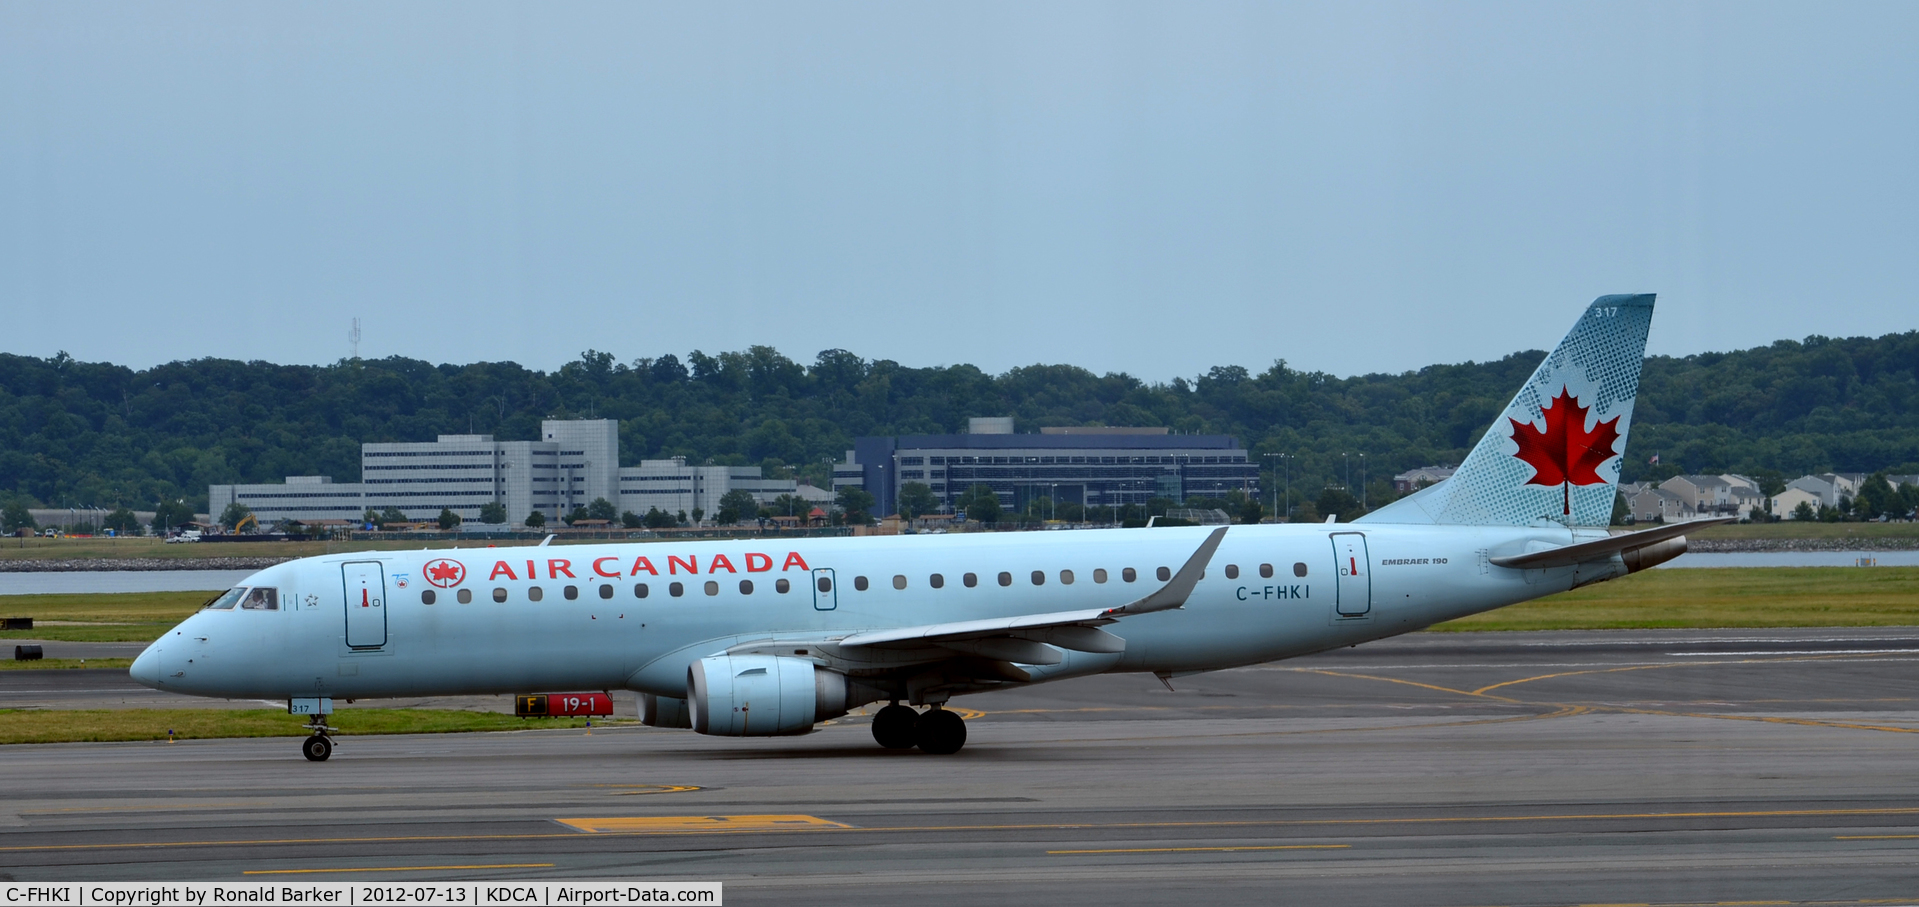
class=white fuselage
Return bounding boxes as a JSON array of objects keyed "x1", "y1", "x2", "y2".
[{"x1": 131, "y1": 522, "x2": 1618, "y2": 703}]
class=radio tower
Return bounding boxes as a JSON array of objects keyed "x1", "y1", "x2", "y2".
[{"x1": 349, "y1": 318, "x2": 361, "y2": 360}]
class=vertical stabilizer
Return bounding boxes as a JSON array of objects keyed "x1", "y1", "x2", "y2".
[{"x1": 1358, "y1": 294, "x2": 1655, "y2": 528}]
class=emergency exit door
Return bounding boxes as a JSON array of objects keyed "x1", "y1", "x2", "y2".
[
  {"x1": 1330, "y1": 533, "x2": 1371, "y2": 617},
  {"x1": 342, "y1": 561, "x2": 388, "y2": 648},
  {"x1": 811, "y1": 568, "x2": 837, "y2": 611}
]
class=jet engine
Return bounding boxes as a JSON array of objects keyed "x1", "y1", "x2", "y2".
[
  {"x1": 641, "y1": 694, "x2": 692, "y2": 729},
  {"x1": 688, "y1": 654, "x2": 876, "y2": 736}
]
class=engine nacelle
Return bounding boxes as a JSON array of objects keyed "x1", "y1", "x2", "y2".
[
  {"x1": 1621, "y1": 536, "x2": 1687, "y2": 573},
  {"x1": 688, "y1": 655, "x2": 857, "y2": 736},
  {"x1": 641, "y1": 694, "x2": 692, "y2": 729}
]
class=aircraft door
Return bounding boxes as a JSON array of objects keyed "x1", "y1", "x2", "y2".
[
  {"x1": 342, "y1": 561, "x2": 388, "y2": 648},
  {"x1": 811, "y1": 568, "x2": 837, "y2": 611},
  {"x1": 1330, "y1": 533, "x2": 1371, "y2": 617}
]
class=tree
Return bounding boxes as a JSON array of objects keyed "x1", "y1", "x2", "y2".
[
  {"x1": 1, "y1": 501, "x2": 34, "y2": 534},
  {"x1": 103, "y1": 507, "x2": 142, "y2": 534},
  {"x1": 379, "y1": 506, "x2": 408, "y2": 527},
  {"x1": 437, "y1": 508, "x2": 462, "y2": 531},
  {"x1": 958, "y1": 484, "x2": 1000, "y2": 524},
  {"x1": 690, "y1": 508, "x2": 705, "y2": 524},
  {"x1": 643, "y1": 507, "x2": 674, "y2": 529},
  {"x1": 363, "y1": 508, "x2": 381, "y2": 526},
  {"x1": 1237, "y1": 496, "x2": 1264, "y2": 525},
  {"x1": 219, "y1": 502, "x2": 253, "y2": 530},
  {"x1": 525, "y1": 510, "x2": 547, "y2": 529},
  {"x1": 1316, "y1": 486, "x2": 1362, "y2": 522},
  {"x1": 897, "y1": 481, "x2": 938, "y2": 520},
  {"x1": 563, "y1": 506, "x2": 587, "y2": 526},
  {"x1": 1791, "y1": 500, "x2": 1816, "y2": 521},
  {"x1": 586, "y1": 497, "x2": 618, "y2": 522},
  {"x1": 151, "y1": 500, "x2": 194, "y2": 535},
  {"x1": 478, "y1": 501, "x2": 507, "y2": 524},
  {"x1": 836, "y1": 486, "x2": 877, "y2": 525},
  {"x1": 717, "y1": 489, "x2": 760, "y2": 525},
  {"x1": 621, "y1": 510, "x2": 644, "y2": 529},
  {"x1": 1610, "y1": 492, "x2": 1630, "y2": 526}
]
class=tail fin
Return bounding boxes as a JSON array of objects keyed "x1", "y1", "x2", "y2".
[{"x1": 1358, "y1": 293, "x2": 1655, "y2": 528}]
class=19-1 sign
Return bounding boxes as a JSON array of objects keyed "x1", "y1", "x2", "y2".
[{"x1": 515, "y1": 692, "x2": 613, "y2": 717}]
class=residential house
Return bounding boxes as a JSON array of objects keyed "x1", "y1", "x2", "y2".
[
  {"x1": 1627, "y1": 486, "x2": 1693, "y2": 523},
  {"x1": 1392, "y1": 466, "x2": 1456, "y2": 493}
]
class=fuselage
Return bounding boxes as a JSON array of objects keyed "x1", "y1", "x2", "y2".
[{"x1": 130, "y1": 522, "x2": 1617, "y2": 702}]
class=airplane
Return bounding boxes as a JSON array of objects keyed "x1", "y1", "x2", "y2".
[{"x1": 131, "y1": 293, "x2": 1715, "y2": 761}]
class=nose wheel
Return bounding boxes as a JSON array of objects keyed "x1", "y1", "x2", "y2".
[{"x1": 300, "y1": 714, "x2": 336, "y2": 762}]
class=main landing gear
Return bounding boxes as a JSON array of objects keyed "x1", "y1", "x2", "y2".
[
  {"x1": 301, "y1": 714, "x2": 336, "y2": 762},
  {"x1": 871, "y1": 702, "x2": 967, "y2": 755}
]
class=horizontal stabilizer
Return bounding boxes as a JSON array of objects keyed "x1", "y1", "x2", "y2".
[{"x1": 1488, "y1": 517, "x2": 1735, "y2": 569}]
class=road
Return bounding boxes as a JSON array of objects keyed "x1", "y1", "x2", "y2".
[{"x1": 2, "y1": 627, "x2": 1917, "y2": 906}]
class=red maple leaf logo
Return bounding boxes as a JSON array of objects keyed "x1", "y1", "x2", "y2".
[
  {"x1": 1509, "y1": 387, "x2": 1622, "y2": 515},
  {"x1": 425, "y1": 559, "x2": 466, "y2": 588}
]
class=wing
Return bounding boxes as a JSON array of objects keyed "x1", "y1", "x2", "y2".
[
  {"x1": 1487, "y1": 517, "x2": 1734, "y2": 569},
  {"x1": 828, "y1": 525, "x2": 1228, "y2": 666}
]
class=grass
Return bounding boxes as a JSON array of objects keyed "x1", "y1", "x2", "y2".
[
  {"x1": 0, "y1": 590, "x2": 210, "y2": 642},
  {"x1": 0, "y1": 707, "x2": 630, "y2": 745},
  {"x1": 1433, "y1": 565, "x2": 1919, "y2": 631},
  {"x1": 0, "y1": 658, "x2": 132, "y2": 671},
  {"x1": 1692, "y1": 522, "x2": 1919, "y2": 540}
]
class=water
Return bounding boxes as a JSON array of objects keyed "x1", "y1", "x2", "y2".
[
  {"x1": 1659, "y1": 551, "x2": 1919, "y2": 568},
  {"x1": 0, "y1": 570, "x2": 256, "y2": 596}
]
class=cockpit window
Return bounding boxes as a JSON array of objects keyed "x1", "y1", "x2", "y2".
[
  {"x1": 240, "y1": 587, "x2": 278, "y2": 610},
  {"x1": 204, "y1": 587, "x2": 247, "y2": 610}
]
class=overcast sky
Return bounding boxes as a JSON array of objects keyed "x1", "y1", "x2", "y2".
[{"x1": 3, "y1": 2, "x2": 1915, "y2": 381}]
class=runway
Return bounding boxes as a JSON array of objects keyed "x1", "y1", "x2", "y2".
[{"x1": 3, "y1": 627, "x2": 1918, "y2": 906}]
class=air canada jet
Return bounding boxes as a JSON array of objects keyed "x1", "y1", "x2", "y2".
[{"x1": 133, "y1": 294, "x2": 1713, "y2": 760}]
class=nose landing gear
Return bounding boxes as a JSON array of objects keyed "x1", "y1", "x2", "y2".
[
  {"x1": 870, "y1": 702, "x2": 967, "y2": 754},
  {"x1": 300, "y1": 714, "x2": 336, "y2": 762}
]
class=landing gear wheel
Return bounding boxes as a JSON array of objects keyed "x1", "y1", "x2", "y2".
[
  {"x1": 301, "y1": 735, "x2": 333, "y2": 762},
  {"x1": 915, "y1": 707, "x2": 966, "y2": 755},
  {"x1": 872, "y1": 704, "x2": 919, "y2": 749}
]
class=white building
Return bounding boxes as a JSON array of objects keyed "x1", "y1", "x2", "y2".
[{"x1": 211, "y1": 420, "x2": 800, "y2": 526}]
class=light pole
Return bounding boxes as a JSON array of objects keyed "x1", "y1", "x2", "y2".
[
  {"x1": 1359, "y1": 453, "x2": 1368, "y2": 511},
  {"x1": 1262, "y1": 453, "x2": 1281, "y2": 522}
]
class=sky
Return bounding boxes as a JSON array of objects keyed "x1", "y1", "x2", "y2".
[{"x1": 3, "y1": 2, "x2": 1916, "y2": 381}]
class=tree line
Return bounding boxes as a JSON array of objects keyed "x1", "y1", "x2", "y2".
[{"x1": 1, "y1": 329, "x2": 1916, "y2": 516}]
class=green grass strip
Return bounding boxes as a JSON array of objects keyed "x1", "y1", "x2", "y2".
[
  {"x1": 1434, "y1": 565, "x2": 1919, "y2": 631},
  {"x1": 0, "y1": 708, "x2": 630, "y2": 745}
]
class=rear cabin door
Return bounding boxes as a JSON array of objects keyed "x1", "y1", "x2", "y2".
[
  {"x1": 342, "y1": 561, "x2": 388, "y2": 648},
  {"x1": 811, "y1": 568, "x2": 837, "y2": 611},
  {"x1": 1330, "y1": 533, "x2": 1372, "y2": 617}
]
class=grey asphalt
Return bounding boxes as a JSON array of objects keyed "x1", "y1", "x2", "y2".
[{"x1": 2, "y1": 627, "x2": 1918, "y2": 907}]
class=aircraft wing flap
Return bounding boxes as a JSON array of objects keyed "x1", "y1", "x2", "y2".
[{"x1": 838, "y1": 609, "x2": 1115, "y2": 649}]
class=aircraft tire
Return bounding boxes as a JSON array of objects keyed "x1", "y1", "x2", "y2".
[
  {"x1": 302, "y1": 735, "x2": 333, "y2": 762},
  {"x1": 915, "y1": 708, "x2": 966, "y2": 755},
  {"x1": 871, "y1": 704, "x2": 919, "y2": 749}
]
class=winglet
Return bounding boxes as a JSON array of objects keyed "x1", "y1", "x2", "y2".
[{"x1": 1103, "y1": 526, "x2": 1228, "y2": 617}]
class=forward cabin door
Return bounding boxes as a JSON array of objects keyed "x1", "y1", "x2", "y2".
[
  {"x1": 342, "y1": 561, "x2": 388, "y2": 648},
  {"x1": 811, "y1": 568, "x2": 837, "y2": 611},
  {"x1": 1330, "y1": 533, "x2": 1371, "y2": 617}
]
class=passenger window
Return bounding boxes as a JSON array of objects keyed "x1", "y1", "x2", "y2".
[
  {"x1": 421, "y1": 590, "x2": 436, "y2": 605},
  {"x1": 998, "y1": 572, "x2": 1012, "y2": 587},
  {"x1": 1122, "y1": 568, "x2": 1137, "y2": 583},
  {"x1": 241, "y1": 587, "x2": 278, "y2": 610},
  {"x1": 599, "y1": 585, "x2": 614, "y2": 600},
  {"x1": 528, "y1": 586, "x2": 544, "y2": 602},
  {"x1": 205, "y1": 588, "x2": 246, "y2": 610},
  {"x1": 669, "y1": 582, "x2": 685, "y2": 597},
  {"x1": 1294, "y1": 562, "x2": 1308, "y2": 577},
  {"x1": 776, "y1": 578, "x2": 790, "y2": 594},
  {"x1": 1260, "y1": 564, "x2": 1274, "y2": 579},
  {"x1": 1224, "y1": 565, "x2": 1239, "y2": 580},
  {"x1": 563, "y1": 585, "x2": 579, "y2": 600},
  {"x1": 893, "y1": 575, "x2": 907, "y2": 590},
  {"x1": 634, "y1": 583, "x2": 650, "y2": 598},
  {"x1": 704, "y1": 581, "x2": 719, "y2": 596},
  {"x1": 1094, "y1": 568, "x2": 1108, "y2": 583},
  {"x1": 1156, "y1": 566, "x2": 1171, "y2": 581},
  {"x1": 457, "y1": 588, "x2": 472, "y2": 604},
  {"x1": 817, "y1": 576, "x2": 832, "y2": 593},
  {"x1": 493, "y1": 588, "x2": 508, "y2": 603},
  {"x1": 1060, "y1": 569, "x2": 1074, "y2": 585},
  {"x1": 739, "y1": 580, "x2": 753, "y2": 594},
  {"x1": 1031, "y1": 571, "x2": 1045, "y2": 586},
  {"x1": 963, "y1": 573, "x2": 978, "y2": 587},
  {"x1": 854, "y1": 576, "x2": 870, "y2": 591},
  {"x1": 930, "y1": 574, "x2": 944, "y2": 589}
]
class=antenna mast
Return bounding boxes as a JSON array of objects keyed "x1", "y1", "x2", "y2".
[{"x1": 349, "y1": 318, "x2": 362, "y2": 360}]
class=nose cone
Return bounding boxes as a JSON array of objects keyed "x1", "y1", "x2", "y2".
[{"x1": 129, "y1": 643, "x2": 163, "y2": 689}]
